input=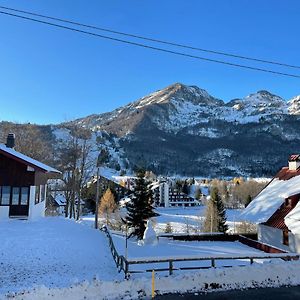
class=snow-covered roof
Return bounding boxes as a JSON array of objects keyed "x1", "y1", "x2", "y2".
[
  {"x1": 53, "y1": 193, "x2": 66, "y2": 206},
  {"x1": 240, "y1": 175, "x2": 300, "y2": 224},
  {"x1": 0, "y1": 144, "x2": 61, "y2": 174},
  {"x1": 285, "y1": 201, "x2": 300, "y2": 234}
]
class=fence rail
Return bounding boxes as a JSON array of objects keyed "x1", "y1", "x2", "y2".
[
  {"x1": 101, "y1": 228, "x2": 299, "y2": 278},
  {"x1": 101, "y1": 226, "x2": 128, "y2": 275}
]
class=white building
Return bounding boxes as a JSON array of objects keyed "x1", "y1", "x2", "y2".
[
  {"x1": 0, "y1": 134, "x2": 61, "y2": 220},
  {"x1": 240, "y1": 154, "x2": 300, "y2": 253},
  {"x1": 152, "y1": 179, "x2": 199, "y2": 207}
]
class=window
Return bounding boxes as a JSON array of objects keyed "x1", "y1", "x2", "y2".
[
  {"x1": 1, "y1": 186, "x2": 10, "y2": 205},
  {"x1": 12, "y1": 187, "x2": 20, "y2": 205},
  {"x1": 283, "y1": 229, "x2": 289, "y2": 246},
  {"x1": 40, "y1": 185, "x2": 46, "y2": 202},
  {"x1": 20, "y1": 187, "x2": 29, "y2": 205},
  {"x1": 35, "y1": 186, "x2": 40, "y2": 204}
]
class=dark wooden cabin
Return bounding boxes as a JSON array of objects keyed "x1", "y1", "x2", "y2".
[{"x1": 0, "y1": 134, "x2": 61, "y2": 219}]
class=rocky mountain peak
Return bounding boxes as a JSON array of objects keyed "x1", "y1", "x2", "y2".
[{"x1": 244, "y1": 90, "x2": 285, "y2": 104}]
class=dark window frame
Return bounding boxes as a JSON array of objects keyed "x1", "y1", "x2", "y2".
[
  {"x1": 11, "y1": 187, "x2": 21, "y2": 206},
  {"x1": 0, "y1": 186, "x2": 11, "y2": 206},
  {"x1": 20, "y1": 187, "x2": 30, "y2": 205}
]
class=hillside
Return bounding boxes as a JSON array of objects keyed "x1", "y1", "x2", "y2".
[{"x1": 1, "y1": 83, "x2": 300, "y2": 177}]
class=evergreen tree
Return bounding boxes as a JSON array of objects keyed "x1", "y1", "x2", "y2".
[
  {"x1": 203, "y1": 186, "x2": 228, "y2": 233},
  {"x1": 126, "y1": 169, "x2": 158, "y2": 239},
  {"x1": 182, "y1": 180, "x2": 190, "y2": 195},
  {"x1": 194, "y1": 187, "x2": 202, "y2": 200},
  {"x1": 245, "y1": 194, "x2": 252, "y2": 207}
]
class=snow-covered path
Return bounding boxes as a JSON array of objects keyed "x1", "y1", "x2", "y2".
[{"x1": 0, "y1": 217, "x2": 120, "y2": 294}]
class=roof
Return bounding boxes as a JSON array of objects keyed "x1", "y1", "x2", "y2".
[
  {"x1": 275, "y1": 167, "x2": 300, "y2": 181},
  {"x1": 289, "y1": 154, "x2": 300, "y2": 162},
  {"x1": 0, "y1": 144, "x2": 61, "y2": 174},
  {"x1": 239, "y1": 173, "x2": 300, "y2": 224},
  {"x1": 264, "y1": 202, "x2": 295, "y2": 230}
]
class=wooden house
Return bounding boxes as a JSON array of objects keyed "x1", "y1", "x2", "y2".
[
  {"x1": 240, "y1": 154, "x2": 300, "y2": 252},
  {"x1": 0, "y1": 134, "x2": 61, "y2": 219}
]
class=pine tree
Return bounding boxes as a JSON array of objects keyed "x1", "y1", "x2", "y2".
[
  {"x1": 245, "y1": 194, "x2": 252, "y2": 207},
  {"x1": 99, "y1": 188, "x2": 117, "y2": 226},
  {"x1": 203, "y1": 186, "x2": 228, "y2": 233},
  {"x1": 126, "y1": 169, "x2": 158, "y2": 239}
]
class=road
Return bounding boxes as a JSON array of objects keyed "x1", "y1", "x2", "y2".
[{"x1": 155, "y1": 286, "x2": 300, "y2": 299}]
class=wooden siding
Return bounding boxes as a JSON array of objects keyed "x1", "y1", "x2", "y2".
[{"x1": 0, "y1": 153, "x2": 35, "y2": 186}]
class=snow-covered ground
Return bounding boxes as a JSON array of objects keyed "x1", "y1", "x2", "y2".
[
  {"x1": 154, "y1": 207, "x2": 243, "y2": 234},
  {"x1": 1, "y1": 216, "x2": 300, "y2": 300},
  {"x1": 0, "y1": 217, "x2": 120, "y2": 295},
  {"x1": 4, "y1": 260, "x2": 300, "y2": 300},
  {"x1": 111, "y1": 234, "x2": 275, "y2": 274}
]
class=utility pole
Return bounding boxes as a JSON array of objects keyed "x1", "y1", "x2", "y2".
[{"x1": 95, "y1": 154, "x2": 101, "y2": 229}]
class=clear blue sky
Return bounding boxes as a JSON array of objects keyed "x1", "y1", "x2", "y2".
[{"x1": 0, "y1": 0, "x2": 299, "y2": 124}]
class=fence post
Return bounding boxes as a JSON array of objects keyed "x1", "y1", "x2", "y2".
[
  {"x1": 169, "y1": 261, "x2": 173, "y2": 275},
  {"x1": 124, "y1": 260, "x2": 129, "y2": 279},
  {"x1": 211, "y1": 258, "x2": 215, "y2": 268},
  {"x1": 152, "y1": 270, "x2": 155, "y2": 299}
]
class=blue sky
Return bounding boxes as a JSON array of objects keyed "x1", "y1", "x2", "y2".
[{"x1": 0, "y1": 0, "x2": 299, "y2": 124}]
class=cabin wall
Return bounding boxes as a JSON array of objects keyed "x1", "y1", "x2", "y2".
[
  {"x1": 0, "y1": 153, "x2": 35, "y2": 186},
  {"x1": 28, "y1": 186, "x2": 46, "y2": 220},
  {"x1": 258, "y1": 224, "x2": 300, "y2": 253},
  {"x1": 0, "y1": 206, "x2": 9, "y2": 220},
  {"x1": 287, "y1": 233, "x2": 300, "y2": 253},
  {"x1": 258, "y1": 224, "x2": 290, "y2": 251}
]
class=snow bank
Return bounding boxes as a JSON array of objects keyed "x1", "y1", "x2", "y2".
[{"x1": 3, "y1": 260, "x2": 300, "y2": 300}]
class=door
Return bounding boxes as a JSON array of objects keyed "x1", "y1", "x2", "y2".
[{"x1": 9, "y1": 187, "x2": 29, "y2": 217}]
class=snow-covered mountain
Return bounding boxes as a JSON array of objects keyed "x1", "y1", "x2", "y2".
[
  {"x1": 2, "y1": 83, "x2": 300, "y2": 177},
  {"x1": 72, "y1": 83, "x2": 300, "y2": 134},
  {"x1": 63, "y1": 83, "x2": 300, "y2": 177}
]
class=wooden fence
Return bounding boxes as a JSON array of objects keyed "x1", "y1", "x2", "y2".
[
  {"x1": 126, "y1": 253, "x2": 299, "y2": 275},
  {"x1": 101, "y1": 226, "x2": 128, "y2": 275},
  {"x1": 101, "y1": 228, "x2": 299, "y2": 278}
]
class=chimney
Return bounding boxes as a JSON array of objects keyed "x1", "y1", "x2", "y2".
[
  {"x1": 288, "y1": 154, "x2": 300, "y2": 171},
  {"x1": 5, "y1": 133, "x2": 15, "y2": 149}
]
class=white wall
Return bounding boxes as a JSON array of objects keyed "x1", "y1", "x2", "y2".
[
  {"x1": 287, "y1": 233, "x2": 300, "y2": 253},
  {"x1": 28, "y1": 186, "x2": 46, "y2": 220},
  {"x1": 0, "y1": 206, "x2": 9, "y2": 220},
  {"x1": 258, "y1": 224, "x2": 300, "y2": 253}
]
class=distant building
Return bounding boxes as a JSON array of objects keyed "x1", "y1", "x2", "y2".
[
  {"x1": 0, "y1": 134, "x2": 61, "y2": 220},
  {"x1": 240, "y1": 154, "x2": 300, "y2": 253},
  {"x1": 152, "y1": 179, "x2": 199, "y2": 207}
]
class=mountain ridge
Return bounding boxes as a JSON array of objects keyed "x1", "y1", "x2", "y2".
[{"x1": 2, "y1": 82, "x2": 300, "y2": 177}]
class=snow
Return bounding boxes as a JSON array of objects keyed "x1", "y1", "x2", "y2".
[
  {"x1": 1, "y1": 215, "x2": 300, "y2": 300},
  {"x1": 240, "y1": 176, "x2": 300, "y2": 223},
  {"x1": 0, "y1": 144, "x2": 60, "y2": 174},
  {"x1": 112, "y1": 235, "x2": 268, "y2": 261},
  {"x1": 142, "y1": 220, "x2": 158, "y2": 245},
  {"x1": 285, "y1": 201, "x2": 300, "y2": 234},
  {"x1": 0, "y1": 217, "x2": 120, "y2": 295},
  {"x1": 154, "y1": 207, "x2": 242, "y2": 234},
  {"x1": 5, "y1": 256, "x2": 300, "y2": 300}
]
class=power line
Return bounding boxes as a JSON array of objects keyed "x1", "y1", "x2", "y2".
[
  {"x1": 0, "y1": 10, "x2": 300, "y2": 79},
  {"x1": 1, "y1": 4, "x2": 299, "y2": 70}
]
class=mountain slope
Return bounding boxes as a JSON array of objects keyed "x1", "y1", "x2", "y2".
[
  {"x1": 2, "y1": 83, "x2": 300, "y2": 177},
  {"x1": 66, "y1": 83, "x2": 300, "y2": 177}
]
